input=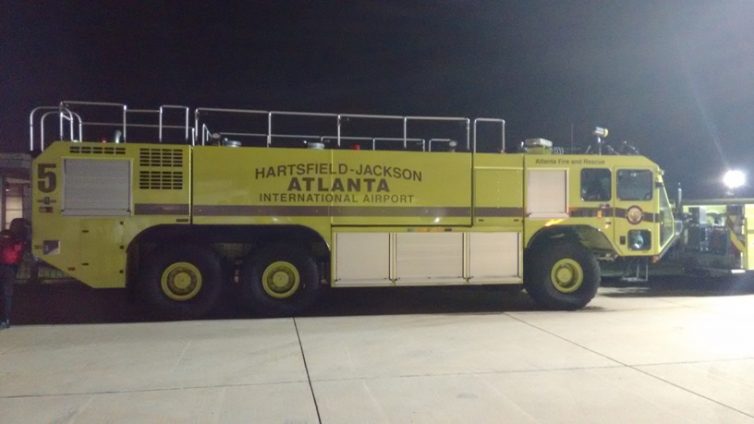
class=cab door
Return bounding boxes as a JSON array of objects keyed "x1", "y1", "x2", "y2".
[
  {"x1": 576, "y1": 168, "x2": 614, "y2": 242},
  {"x1": 613, "y1": 168, "x2": 655, "y2": 255}
]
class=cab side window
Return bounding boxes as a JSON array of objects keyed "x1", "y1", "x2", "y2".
[
  {"x1": 581, "y1": 169, "x2": 611, "y2": 201},
  {"x1": 617, "y1": 170, "x2": 653, "y2": 200}
]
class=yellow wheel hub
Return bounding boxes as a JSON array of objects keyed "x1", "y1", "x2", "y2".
[
  {"x1": 261, "y1": 261, "x2": 300, "y2": 299},
  {"x1": 550, "y1": 258, "x2": 584, "y2": 293},
  {"x1": 161, "y1": 262, "x2": 203, "y2": 301}
]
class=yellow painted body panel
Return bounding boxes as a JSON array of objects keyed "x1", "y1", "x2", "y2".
[
  {"x1": 32, "y1": 142, "x2": 192, "y2": 288},
  {"x1": 192, "y1": 147, "x2": 474, "y2": 238},
  {"x1": 472, "y1": 154, "x2": 524, "y2": 277}
]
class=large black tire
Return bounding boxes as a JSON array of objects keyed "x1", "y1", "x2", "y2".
[
  {"x1": 139, "y1": 245, "x2": 224, "y2": 319},
  {"x1": 240, "y1": 244, "x2": 321, "y2": 316},
  {"x1": 524, "y1": 241, "x2": 600, "y2": 310}
]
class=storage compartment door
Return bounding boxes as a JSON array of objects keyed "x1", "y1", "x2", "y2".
[
  {"x1": 334, "y1": 232, "x2": 391, "y2": 287},
  {"x1": 395, "y1": 232, "x2": 463, "y2": 285},
  {"x1": 526, "y1": 169, "x2": 568, "y2": 219},
  {"x1": 468, "y1": 232, "x2": 520, "y2": 283}
]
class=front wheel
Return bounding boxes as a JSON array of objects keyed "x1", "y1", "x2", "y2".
[
  {"x1": 139, "y1": 245, "x2": 224, "y2": 319},
  {"x1": 240, "y1": 244, "x2": 321, "y2": 316},
  {"x1": 524, "y1": 242, "x2": 600, "y2": 310}
]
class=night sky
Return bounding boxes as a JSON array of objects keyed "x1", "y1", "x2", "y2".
[{"x1": 2, "y1": 1, "x2": 754, "y2": 198}]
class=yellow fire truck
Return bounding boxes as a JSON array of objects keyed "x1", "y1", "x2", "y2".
[
  {"x1": 29, "y1": 101, "x2": 679, "y2": 317},
  {"x1": 675, "y1": 198, "x2": 754, "y2": 276}
]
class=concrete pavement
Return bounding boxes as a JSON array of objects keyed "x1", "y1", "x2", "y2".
[{"x1": 2, "y1": 284, "x2": 754, "y2": 423}]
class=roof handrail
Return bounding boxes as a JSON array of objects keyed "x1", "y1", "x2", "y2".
[
  {"x1": 32, "y1": 102, "x2": 506, "y2": 153},
  {"x1": 60, "y1": 101, "x2": 127, "y2": 141},
  {"x1": 473, "y1": 118, "x2": 506, "y2": 153}
]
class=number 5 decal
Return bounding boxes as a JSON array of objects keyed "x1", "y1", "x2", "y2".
[{"x1": 37, "y1": 163, "x2": 57, "y2": 193}]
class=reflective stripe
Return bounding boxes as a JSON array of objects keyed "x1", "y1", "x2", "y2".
[
  {"x1": 570, "y1": 207, "x2": 614, "y2": 218},
  {"x1": 193, "y1": 205, "x2": 472, "y2": 217},
  {"x1": 134, "y1": 203, "x2": 190, "y2": 215},
  {"x1": 572, "y1": 207, "x2": 658, "y2": 222},
  {"x1": 474, "y1": 207, "x2": 523, "y2": 217},
  {"x1": 134, "y1": 203, "x2": 661, "y2": 222}
]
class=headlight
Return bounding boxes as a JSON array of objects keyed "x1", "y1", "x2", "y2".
[
  {"x1": 626, "y1": 206, "x2": 643, "y2": 225},
  {"x1": 628, "y1": 230, "x2": 651, "y2": 250}
]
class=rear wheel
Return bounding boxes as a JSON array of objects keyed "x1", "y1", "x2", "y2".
[
  {"x1": 139, "y1": 245, "x2": 224, "y2": 319},
  {"x1": 241, "y1": 244, "x2": 321, "y2": 315},
  {"x1": 524, "y1": 241, "x2": 600, "y2": 310}
]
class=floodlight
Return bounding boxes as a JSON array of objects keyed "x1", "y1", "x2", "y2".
[
  {"x1": 592, "y1": 127, "x2": 609, "y2": 138},
  {"x1": 722, "y1": 169, "x2": 746, "y2": 190}
]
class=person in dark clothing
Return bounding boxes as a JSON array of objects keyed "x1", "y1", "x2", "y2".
[{"x1": 0, "y1": 219, "x2": 28, "y2": 329}]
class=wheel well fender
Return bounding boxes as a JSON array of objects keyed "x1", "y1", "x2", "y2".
[{"x1": 526, "y1": 225, "x2": 616, "y2": 255}]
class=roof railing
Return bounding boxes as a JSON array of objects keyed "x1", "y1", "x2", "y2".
[
  {"x1": 60, "y1": 101, "x2": 128, "y2": 141},
  {"x1": 473, "y1": 118, "x2": 506, "y2": 153},
  {"x1": 196, "y1": 108, "x2": 473, "y2": 150},
  {"x1": 30, "y1": 102, "x2": 505, "y2": 154}
]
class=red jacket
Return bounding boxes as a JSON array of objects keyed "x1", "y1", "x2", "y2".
[{"x1": 0, "y1": 232, "x2": 23, "y2": 265}]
